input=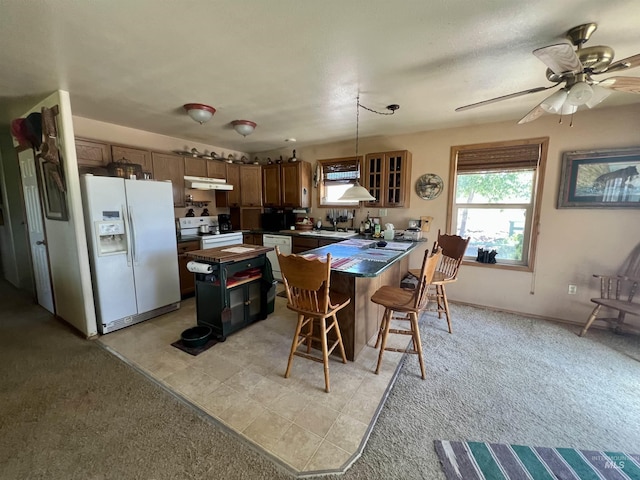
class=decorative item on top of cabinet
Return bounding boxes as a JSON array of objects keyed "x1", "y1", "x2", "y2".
[
  {"x1": 364, "y1": 150, "x2": 412, "y2": 208},
  {"x1": 240, "y1": 164, "x2": 262, "y2": 207},
  {"x1": 75, "y1": 138, "x2": 111, "y2": 167},
  {"x1": 151, "y1": 152, "x2": 185, "y2": 207},
  {"x1": 111, "y1": 145, "x2": 152, "y2": 174}
]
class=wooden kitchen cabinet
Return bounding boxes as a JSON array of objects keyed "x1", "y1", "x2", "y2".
[
  {"x1": 364, "y1": 150, "x2": 412, "y2": 208},
  {"x1": 240, "y1": 165, "x2": 262, "y2": 207},
  {"x1": 206, "y1": 160, "x2": 227, "y2": 179},
  {"x1": 217, "y1": 163, "x2": 241, "y2": 207},
  {"x1": 111, "y1": 145, "x2": 152, "y2": 173},
  {"x1": 281, "y1": 161, "x2": 311, "y2": 208},
  {"x1": 75, "y1": 138, "x2": 111, "y2": 166},
  {"x1": 152, "y1": 152, "x2": 185, "y2": 206},
  {"x1": 291, "y1": 235, "x2": 340, "y2": 254},
  {"x1": 243, "y1": 233, "x2": 263, "y2": 245},
  {"x1": 177, "y1": 240, "x2": 201, "y2": 297},
  {"x1": 184, "y1": 157, "x2": 207, "y2": 177},
  {"x1": 262, "y1": 163, "x2": 282, "y2": 207}
]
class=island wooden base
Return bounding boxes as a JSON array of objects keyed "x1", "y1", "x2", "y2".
[{"x1": 330, "y1": 256, "x2": 409, "y2": 361}]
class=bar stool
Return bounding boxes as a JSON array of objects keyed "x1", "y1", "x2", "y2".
[
  {"x1": 371, "y1": 248, "x2": 441, "y2": 379},
  {"x1": 276, "y1": 247, "x2": 349, "y2": 393},
  {"x1": 409, "y1": 230, "x2": 470, "y2": 333}
]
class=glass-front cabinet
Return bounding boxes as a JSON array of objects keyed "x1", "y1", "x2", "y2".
[{"x1": 364, "y1": 150, "x2": 412, "y2": 207}]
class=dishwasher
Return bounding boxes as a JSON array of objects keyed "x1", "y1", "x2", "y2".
[{"x1": 262, "y1": 234, "x2": 291, "y2": 281}]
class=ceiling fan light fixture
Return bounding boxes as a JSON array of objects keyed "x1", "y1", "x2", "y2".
[
  {"x1": 183, "y1": 103, "x2": 216, "y2": 124},
  {"x1": 566, "y1": 82, "x2": 594, "y2": 106},
  {"x1": 540, "y1": 89, "x2": 568, "y2": 114},
  {"x1": 231, "y1": 120, "x2": 257, "y2": 137},
  {"x1": 585, "y1": 85, "x2": 613, "y2": 108},
  {"x1": 560, "y1": 103, "x2": 578, "y2": 116}
]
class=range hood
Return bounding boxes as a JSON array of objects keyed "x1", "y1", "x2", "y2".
[{"x1": 184, "y1": 175, "x2": 233, "y2": 191}]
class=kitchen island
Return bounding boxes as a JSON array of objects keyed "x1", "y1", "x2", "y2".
[
  {"x1": 186, "y1": 244, "x2": 274, "y2": 339},
  {"x1": 302, "y1": 239, "x2": 419, "y2": 360}
]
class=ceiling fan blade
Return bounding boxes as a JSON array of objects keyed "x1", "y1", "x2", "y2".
[
  {"x1": 533, "y1": 43, "x2": 582, "y2": 74},
  {"x1": 598, "y1": 76, "x2": 640, "y2": 94},
  {"x1": 602, "y1": 53, "x2": 640, "y2": 73},
  {"x1": 455, "y1": 84, "x2": 560, "y2": 112},
  {"x1": 517, "y1": 103, "x2": 546, "y2": 124}
]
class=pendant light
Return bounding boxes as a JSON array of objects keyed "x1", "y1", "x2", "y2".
[
  {"x1": 183, "y1": 103, "x2": 216, "y2": 124},
  {"x1": 337, "y1": 96, "x2": 377, "y2": 202}
]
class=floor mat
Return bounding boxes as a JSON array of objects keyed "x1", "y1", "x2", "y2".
[{"x1": 435, "y1": 440, "x2": 640, "y2": 479}]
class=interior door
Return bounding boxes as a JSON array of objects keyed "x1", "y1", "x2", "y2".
[{"x1": 18, "y1": 149, "x2": 54, "y2": 313}]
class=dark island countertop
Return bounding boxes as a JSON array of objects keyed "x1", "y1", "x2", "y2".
[{"x1": 301, "y1": 238, "x2": 418, "y2": 277}]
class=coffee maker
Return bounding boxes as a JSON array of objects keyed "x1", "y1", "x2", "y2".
[{"x1": 218, "y1": 214, "x2": 233, "y2": 232}]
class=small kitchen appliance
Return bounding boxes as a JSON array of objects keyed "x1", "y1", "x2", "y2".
[{"x1": 218, "y1": 214, "x2": 233, "y2": 232}]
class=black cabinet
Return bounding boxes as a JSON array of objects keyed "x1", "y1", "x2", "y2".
[{"x1": 194, "y1": 255, "x2": 268, "y2": 339}]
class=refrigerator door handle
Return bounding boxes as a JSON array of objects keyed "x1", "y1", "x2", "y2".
[
  {"x1": 122, "y1": 205, "x2": 133, "y2": 266},
  {"x1": 128, "y1": 206, "x2": 138, "y2": 265}
]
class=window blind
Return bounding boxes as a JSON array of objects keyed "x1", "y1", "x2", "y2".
[
  {"x1": 320, "y1": 157, "x2": 360, "y2": 183},
  {"x1": 456, "y1": 143, "x2": 541, "y2": 172}
]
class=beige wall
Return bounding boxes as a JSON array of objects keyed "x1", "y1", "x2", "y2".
[{"x1": 261, "y1": 104, "x2": 640, "y2": 327}]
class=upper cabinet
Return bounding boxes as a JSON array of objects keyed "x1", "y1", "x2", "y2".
[
  {"x1": 75, "y1": 139, "x2": 111, "y2": 166},
  {"x1": 240, "y1": 165, "x2": 262, "y2": 207},
  {"x1": 184, "y1": 157, "x2": 207, "y2": 177},
  {"x1": 206, "y1": 160, "x2": 226, "y2": 179},
  {"x1": 364, "y1": 150, "x2": 412, "y2": 208},
  {"x1": 261, "y1": 161, "x2": 311, "y2": 208},
  {"x1": 262, "y1": 164, "x2": 281, "y2": 207},
  {"x1": 111, "y1": 145, "x2": 152, "y2": 173},
  {"x1": 281, "y1": 161, "x2": 311, "y2": 208},
  {"x1": 152, "y1": 152, "x2": 185, "y2": 207}
]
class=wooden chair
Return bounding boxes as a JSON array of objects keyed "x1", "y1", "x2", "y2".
[
  {"x1": 580, "y1": 242, "x2": 640, "y2": 337},
  {"x1": 409, "y1": 230, "x2": 470, "y2": 333},
  {"x1": 275, "y1": 246, "x2": 349, "y2": 393},
  {"x1": 371, "y1": 248, "x2": 442, "y2": 379}
]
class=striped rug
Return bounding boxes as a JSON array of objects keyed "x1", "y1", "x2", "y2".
[{"x1": 434, "y1": 440, "x2": 640, "y2": 479}]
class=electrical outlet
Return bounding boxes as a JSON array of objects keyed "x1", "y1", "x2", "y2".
[
  {"x1": 379, "y1": 208, "x2": 387, "y2": 217},
  {"x1": 568, "y1": 284, "x2": 577, "y2": 295}
]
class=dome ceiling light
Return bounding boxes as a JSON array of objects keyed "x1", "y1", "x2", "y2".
[
  {"x1": 183, "y1": 103, "x2": 216, "y2": 124},
  {"x1": 231, "y1": 120, "x2": 257, "y2": 137}
]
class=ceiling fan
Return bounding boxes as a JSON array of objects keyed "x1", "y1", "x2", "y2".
[{"x1": 456, "y1": 23, "x2": 640, "y2": 124}]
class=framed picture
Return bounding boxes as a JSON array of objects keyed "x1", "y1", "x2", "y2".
[
  {"x1": 557, "y1": 147, "x2": 640, "y2": 209},
  {"x1": 38, "y1": 158, "x2": 68, "y2": 221}
]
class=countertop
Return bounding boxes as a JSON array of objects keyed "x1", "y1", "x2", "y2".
[
  {"x1": 302, "y1": 238, "x2": 418, "y2": 277},
  {"x1": 244, "y1": 229, "x2": 426, "y2": 243}
]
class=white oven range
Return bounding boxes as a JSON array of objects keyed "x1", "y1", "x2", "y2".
[{"x1": 178, "y1": 216, "x2": 243, "y2": 249}]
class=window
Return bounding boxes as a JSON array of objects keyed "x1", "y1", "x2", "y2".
[
  {"x1": 448, "y1": 138, "x2": 548, "y2": 270},
  {"x1": 317, "y1": 156, "x2": 362, "y2": 206}
]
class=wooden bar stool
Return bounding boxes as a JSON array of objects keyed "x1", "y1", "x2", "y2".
[
  {"x1": 409, "y1": 230, "x2": 470, "y2": 334},
  {"x1": 371, "y1": 248, "x2": 441, "y2": 379},
  {"x1": 276, "y1": 247, "x2": 349, "y2": 393}
]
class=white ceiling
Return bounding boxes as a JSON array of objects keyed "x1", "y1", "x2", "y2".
[{"x1": 1, "y1": 0, "x2": 639, "y2": 154}]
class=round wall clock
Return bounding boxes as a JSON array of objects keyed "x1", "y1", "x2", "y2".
[{"x1": 415, "y1": 173, "x2": 444, "y2": 200}]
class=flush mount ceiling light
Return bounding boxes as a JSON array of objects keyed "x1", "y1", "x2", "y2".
[
  {"x1": 183, "y1": 103, "x2": 216, "y2": 124},
  {"x1": 338, "y1": 96, "x2": 399, "y2": 202},
  {"x1": 231, "y1": 120, "x2": 257, "y2": 137}
]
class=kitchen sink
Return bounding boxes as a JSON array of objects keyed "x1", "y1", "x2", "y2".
[{"x1": 298, "y1": 230, "x2": 358, "y2": 239}]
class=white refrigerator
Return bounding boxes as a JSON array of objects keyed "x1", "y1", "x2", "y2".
[{"x1": 81, "y1": 175, "x2": 180, "y2": 334}]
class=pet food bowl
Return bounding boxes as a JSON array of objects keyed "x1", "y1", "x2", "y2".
[{"x1": 180, "y1": 326, "x2": 212, "y2": 348}]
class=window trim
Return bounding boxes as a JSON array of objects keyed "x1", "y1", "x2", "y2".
[
  {"x1": 316, "y1": 156, "x2": 363, "y2": 207},
  {"x1": 447, "y1": 137, "x2": 549, "y2": 272}
]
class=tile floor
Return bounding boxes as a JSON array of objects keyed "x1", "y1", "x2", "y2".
[{"x1": 99, "y1": 291, "x2": 410, "y2": 476}]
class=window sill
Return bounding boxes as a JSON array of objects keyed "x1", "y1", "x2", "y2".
[{"x1": 462, "y1": 259, "x2": 533, "y2": 273}]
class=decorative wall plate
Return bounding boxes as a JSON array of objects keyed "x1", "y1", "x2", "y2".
[{"x1": 415, "y1": 173, "x2": 444, "y2": 200}]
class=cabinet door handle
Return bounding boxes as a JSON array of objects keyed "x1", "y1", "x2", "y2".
[{"x1": 244, "y1": 300, "x2": 251, "y2": 305}]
